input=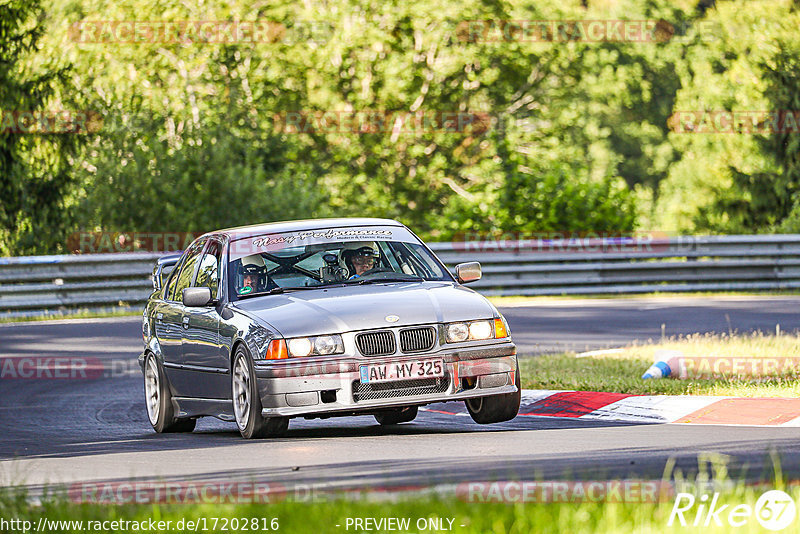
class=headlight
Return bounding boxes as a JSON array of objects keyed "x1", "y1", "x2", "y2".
[
  {"x1": 446, "y1": 323, "x2": 469, "y2": 343},
  {"x1": 287, "y1": 337, "x2": 313, "y2": 357},
  {"x1": 287, "y1": 334, "x2": 345, "y2": 357},
  {"x1": 314, "y1": 335, "x2": 339, "y2": 355},
  {"x1": 468, "y1": 320, "x2": 493, "y2": 340},
  {"x1": 445, "y1": 319, "x2": 499, "y2": 343}
]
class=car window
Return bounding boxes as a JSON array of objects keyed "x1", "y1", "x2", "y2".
[
  {"x1": 388, "y1": 242, "x2": 447, "y2": 279},
  {"x1": 195, "y1": 240, "x2": 221, "y2": 299},
  {"x1": 227, "y1": 225, "x2": 453, "y2": 299},
  {"x1": 171, "y1": 239, "x2": 206, "y2": 301},
  {"x1": 163, "y1": 255, "x2": 186, "y2": 300},
  {"x1": 294, "y1": 250, "x2": 332, "y2": 273}
]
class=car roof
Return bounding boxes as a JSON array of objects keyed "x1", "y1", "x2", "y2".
[{"x1": 209, "y1": 217, "x2": 406, "y2": 242}]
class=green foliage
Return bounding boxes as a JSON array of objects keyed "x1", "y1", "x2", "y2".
[
  {"x1": 654, "y1": 0, "x2": 800, "y2": 234},
  {"x1": 0, "y1": 0, "x2": 78, "y2": 255},
  {"x1": 764, "y1": 47, "x2": 800, "y2": 232},
  {"x1": 4, "y1": 0, "x2": 800, "y2": 255}
]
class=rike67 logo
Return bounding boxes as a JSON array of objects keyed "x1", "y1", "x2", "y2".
[{"x1": 669, "y1": 490, "x2": 797, "y2": 531}]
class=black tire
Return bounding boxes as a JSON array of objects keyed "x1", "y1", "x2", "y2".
[
  {"x1": 232, "y1": 345, "x2": 289, "y2": 439},
  {"x1": 374, "y1": 406, "x2": 418, "y2": 425},
  {"x1": 143, "y1": 353, "x2": 197, "y2": 433},
  {"x1": 465, "y1": 362, "x2": 521, "y2": 424}
]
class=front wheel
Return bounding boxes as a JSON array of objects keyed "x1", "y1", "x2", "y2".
[
  {"x1": 143, "y1": 353, "x2": 196, "y2": 433},
  {"x1": 232, "y1": 346, "x2": 289, "y2": 439},
  {"x1": 374, "y1": 406, "x2": 418, "y2": 425},
  {"x1": 465, "y1": 363, "x2": 521, "y2": 424}
]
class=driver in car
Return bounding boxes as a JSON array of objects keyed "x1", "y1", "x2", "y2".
[
  {"x1": 341, "y1": 243, "x2": 380, "y2": 279},
  {"x1": 237, "y1": 255, "x2": 271, "y2": 294}
]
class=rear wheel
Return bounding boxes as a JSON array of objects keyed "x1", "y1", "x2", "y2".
[
  {"x1": 232, "y1": 345, "x2": 289, "y2": 439},
  {"x1": 374, "y1": 406, "x2": 418, "y2": 425},
  {"x1": 143, "y1": 353, "x2": 196, "y2": 433},
  {"x1": 465, "y1": 363, "x2": 521, "y2": 424}
]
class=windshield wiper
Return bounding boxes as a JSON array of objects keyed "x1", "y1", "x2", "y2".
[
  {"x1": 356, "y1": 276, "x2": 423, "y2": 285},
  {"x1": 236, "y1": 286, "x2": 323, "y2": 299}
]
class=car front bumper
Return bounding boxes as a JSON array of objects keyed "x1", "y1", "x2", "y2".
[{"x1": 253, "y1": 341, "x2": 517, "y2": 418}]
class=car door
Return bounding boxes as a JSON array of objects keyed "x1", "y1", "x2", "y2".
[
  {"x1": 153, "y1": 253, "x2": 186, "y2": 384},
  {"x1": 161, "y1": 238, "x2": 206, "y2": 398},
  {"x1": 181, "y1": 238, "x2": 229, "y2": 399}
]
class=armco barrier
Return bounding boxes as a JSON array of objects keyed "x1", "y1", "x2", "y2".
[
  {"x1": 0, "y1": 253, "x2": 161, "y2": 317},
  {"x1": 2, "y1": 235, "x2": 800, "y2": 317},
  {"x1": 427, "y1": 234, "x2": 800, "y2": 296}
]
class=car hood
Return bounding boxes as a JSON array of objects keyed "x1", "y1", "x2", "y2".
[{"x1": 232, "y1": 282, "x2": 496, "y2": 337}]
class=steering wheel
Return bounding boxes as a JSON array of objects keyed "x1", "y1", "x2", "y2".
[{"x1": 356, "y1": 267, "x2": 393, "y2": 277}]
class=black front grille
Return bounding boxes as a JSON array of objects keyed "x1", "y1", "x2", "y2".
[
  {"x1": 356, "y1": 330, "x2": 396, "y2": 356},
  {"x1": 352, "y1": 374, "x2": 450, "y2": 402},
  {"x1": 399, "y1": 327, "x2": 436, "y2": 353}
]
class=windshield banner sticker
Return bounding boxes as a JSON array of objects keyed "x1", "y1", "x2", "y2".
[
  {"x1": 231, "y1": 227, "x2": 414, "y2": 258},
  {"x1": 253, "y1": 229, "x2": 393, "y2": 248}
]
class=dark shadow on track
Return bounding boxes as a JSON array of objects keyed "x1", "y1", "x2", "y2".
[
  {"x1": 22, "y1": 439, "x2": 800, "y2": 496},
  {"x1": 0, "y1": 380, "x2": 653, "y2": 460}
]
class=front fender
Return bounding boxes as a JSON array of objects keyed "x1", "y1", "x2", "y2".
[{"x1": 224, "y1": 305, "x2": 284, "y2": 364}]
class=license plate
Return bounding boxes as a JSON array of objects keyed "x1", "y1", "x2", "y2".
[{"x1": 359, "y1": 359, "x2": 444, "y2": 384}]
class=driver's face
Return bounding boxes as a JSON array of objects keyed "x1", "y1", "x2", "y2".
[
  {"x1": 243, "y1": 274, "x2": 257, "y2": 289},
  {"x1": 352, "y1": 255, "x2": 375, "y2": 275}
]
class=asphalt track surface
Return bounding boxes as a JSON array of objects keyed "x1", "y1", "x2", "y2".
[{"x1": 1, "y1": 296, "x2": 799, "y2": 494}]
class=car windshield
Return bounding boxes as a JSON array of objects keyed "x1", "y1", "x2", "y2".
[{"x1": 227, "y1": 225, "x2": 452, "y2": 299}]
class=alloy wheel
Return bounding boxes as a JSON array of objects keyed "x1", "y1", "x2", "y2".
[
  {"x1": 233, "y1": 355, "x2": 251, "y2": 430},
  {"x1": 144, "y1": 357, "x2": 160, "y2": 426}
]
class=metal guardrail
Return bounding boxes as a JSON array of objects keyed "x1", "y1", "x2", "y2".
[
  {"x1": 427, "y1": 234, "x2": 800, "y2": 296},
  {"x1": 2, "y1": 235, "x2": 800, "y2": 317},
  {"x1": 0, "y1": 253, "x2": 161, "y2": 317}
]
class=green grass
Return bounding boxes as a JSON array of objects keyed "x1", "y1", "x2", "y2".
[
  {"x1": 618, "y1": 332, "x2": 800, "y2": 362},
  {"x1": 2, "y1": 481, "x2": 797, "y2": 534},
  {"x1": 519, "y1": 333, "x2": 800, "y2": 397}
]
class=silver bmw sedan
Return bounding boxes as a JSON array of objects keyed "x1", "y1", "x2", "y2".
[{"x1": 139, "y1": 218, "x2": 520, "y2": 439}]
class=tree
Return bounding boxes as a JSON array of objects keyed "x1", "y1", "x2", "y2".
[
  {"x1": 0, "y1": 0, "x2": 77, "y2": 255},
  {"x1": 654, "y1": 0, "x2": 800, "y2": 234},
  {"x1": 762, "y1": 46, "x2": 800, "y2": 231}
]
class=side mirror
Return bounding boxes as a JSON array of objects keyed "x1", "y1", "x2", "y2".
[
  {"x1": 183, "y1": 287, "x2": 213, "y2": 307},
  {"x1": 455, "y1": 262, "x2": 482, "y2": 284}
]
